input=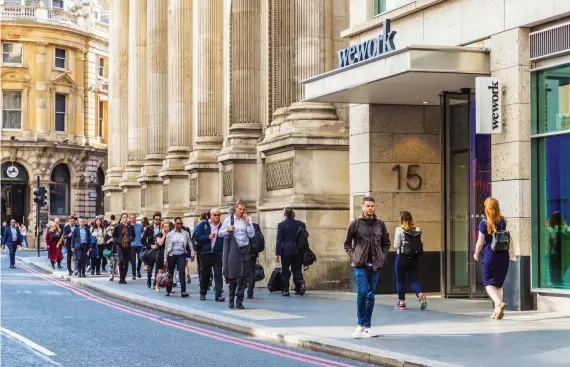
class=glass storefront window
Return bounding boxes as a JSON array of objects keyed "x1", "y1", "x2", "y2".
[
  {"x1": 534, "y1": 65, "x2": 570, "y2": 134},
  {"x1": 536, "y1": 134, "x2": 570, "y2": 289},
  {"x1": 373, "y1": 0, "x2": 414, "y2": 15}
]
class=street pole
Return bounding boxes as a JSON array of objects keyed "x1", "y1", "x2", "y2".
[{"x1": 36, "y1": 176, "x2": 40, "y2": 257}]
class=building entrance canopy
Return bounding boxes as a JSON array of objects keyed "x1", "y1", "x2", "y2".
[{"x1": 301, "y1": 46, "x2": 490, "y2": 105}]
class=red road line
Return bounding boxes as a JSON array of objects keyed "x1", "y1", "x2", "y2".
[{"x1": 18, "y1": 263, "x2": 357, "y2": 367}]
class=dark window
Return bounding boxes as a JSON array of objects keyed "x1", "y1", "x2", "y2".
[
  {"x1": 55, "y1": 94, "x2": 66, "y2": 132},
  {"x1": 53, "y1": 0, "x2": 64, "y2": 9},
  {"x1": 96, "y1": 168, "x2": 105, "y2": 215},
  {"x1": 2, "y1": 90, "x2": 22, "y2": 129},
  {"x1": 98, "y1": 101, "x2": 104, "y2": 138},
  {"x1": 99, "y1": 57, "x2": 105, "y2": 77},
  {"x1": 55, "y1": 48, "x2": 66, "y2": 69},
  {"x1": 50, "y1": 164, "x2": 70, "y2": 216}
]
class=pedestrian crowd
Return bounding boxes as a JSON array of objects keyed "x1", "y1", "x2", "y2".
[{"x1": 2, "y1": 195, "x2": 511, "y2": 338}]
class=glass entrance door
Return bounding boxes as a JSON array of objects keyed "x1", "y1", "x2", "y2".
[{"x1": 443, "y1": 92, "x2": 490, "y2": 298}]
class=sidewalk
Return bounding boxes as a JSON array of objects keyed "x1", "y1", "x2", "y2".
[{"x1": 20, "y1": 256, "x2": 570, "y2": 367}]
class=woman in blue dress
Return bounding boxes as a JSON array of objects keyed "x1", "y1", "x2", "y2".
[{"x1": 474, "y1": 197, "x2": 510, "y2": 320}]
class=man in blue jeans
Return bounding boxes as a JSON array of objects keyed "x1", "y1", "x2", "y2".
[
  {"x1": 344, "y1": 196, "x2": 390, "y2": 339},
  {"x1": 129, "y1": 214, "x2": 144, "y2": 280}
]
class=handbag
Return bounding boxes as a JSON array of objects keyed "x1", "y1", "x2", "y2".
[
  {"x1": 103, "y1": 240, "x2": 115, "y2": 258},
  {"x1": 254, "y1": 260, "x2": 265, "y2": 282},
  {"x1": 142, "y1": 247, "x2": 158, "y2": 265},
  {"x1": 491, "y1": 230, "x2": 510, "y2": 251},
  {"x1": 159, "y1": 271, "x2": 171, "y2": 288}
]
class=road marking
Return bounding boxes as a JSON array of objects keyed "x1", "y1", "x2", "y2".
[
  {"x1": 0, "y1": 327, "x2": 57, "y2": 357},
  {"x1": 222, "y1": 309, "x2": 306, "y2": 320}
]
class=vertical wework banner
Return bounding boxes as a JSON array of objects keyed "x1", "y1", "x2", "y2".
[{"x1": 475, "y1": 77, "x2": 502, "y2": 134}]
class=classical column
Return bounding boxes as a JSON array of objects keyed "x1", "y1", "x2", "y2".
[
  {"x1": 73, "y1": 50, "x2": 86, "y2": 145},
  {"x1": 102, "y1": 0, "x2": 129, "y2": 216},
  {"x1": 185, "y1": 0, "x2": 224, "y2": 221},
  {"x1": 35, "y1": 42, "x2": 50, "y2": 140},
  {"x1": 159, "y1": 0, "x2": 192, "y2": 219},
  {"x1": 138, "y1": 0, "x2": 167, "y2": 218},
  {"x1": 121, "y1": 0, "x2": 147, "y2": 215},
  {"x1": 256, "y1": 0, "x2": 351, "y2": 291},
  {"x1": 218, "y1": 0, "x2": 263, "y2": 211}
]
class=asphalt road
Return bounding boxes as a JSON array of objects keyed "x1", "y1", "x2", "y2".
[{"x1": 1, "y1": 253, "x2": 377, "y2": 367}]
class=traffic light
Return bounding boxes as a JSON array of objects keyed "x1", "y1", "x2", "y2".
[
  {"x1": 41, "y1": 187, "x2": 48, "y2": 208},
  {"x1": 33, "y1": 186, "x2": 47, "y2": 207}
]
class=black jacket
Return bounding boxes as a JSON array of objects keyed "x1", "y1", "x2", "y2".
[
  {"x1": 344, "y1": 215, "x2": 390, "y2": 271},
  {"x1": 276, "y1": 218, "x2": 308, "y2": 257},
  {"x1": 113, "y1": 223, "x2": 135, "y2": 248}
]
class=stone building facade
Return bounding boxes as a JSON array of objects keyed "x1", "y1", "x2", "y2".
[{"x1": 1, "y1": 0, "x2": 109, "y2": 244}]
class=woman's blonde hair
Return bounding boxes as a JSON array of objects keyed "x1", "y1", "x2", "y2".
[
  {"x1": 399, "y1": 211, "x2": 415, "y2": 231},
  {"x1": 484, "y1": 197, "x2": 503, "y2": 234}
]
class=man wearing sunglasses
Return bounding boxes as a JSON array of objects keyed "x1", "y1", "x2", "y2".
[
  {"x1": 164, "y1": 217, "x2": 194, "y2": 297},
  {"x1": 195, "y1": 209, "x2": 225, "y2": 302},
  {"x1": 141, "y1": 212, "x2": 162, "y2": 287}
]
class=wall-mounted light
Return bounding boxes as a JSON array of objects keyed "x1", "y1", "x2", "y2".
[{"x1": 422, "y1": 101, "x2": 429, "y2": 104}]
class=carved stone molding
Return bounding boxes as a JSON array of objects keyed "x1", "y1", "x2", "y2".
[
  {"x1": 266, "y1": 158, "x2": 293, "y2": 191},
  {"x1": 222, "y1": 170, "x2": 233, "y2": 197},
  {"x1": 189, "y1": 178, "x2": 197, "y2": 201}
]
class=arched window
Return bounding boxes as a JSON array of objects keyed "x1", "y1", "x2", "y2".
[
  {"x1": 50, "y1": 164, "x2": 70, "y2": 215},
  {"x1": 95, "y1": 168, "x2": 105, "y2": 215}
]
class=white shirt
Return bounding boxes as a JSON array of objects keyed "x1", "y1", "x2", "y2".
[{"x1": 218, "y1": 215, "x2": 255, "y2": 247}]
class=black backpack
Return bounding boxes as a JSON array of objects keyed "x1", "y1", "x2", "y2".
[
  {"x1": 295, "y1": 223, "x2": 309, "y2": 252},
  {"x1": 302, "y1": 247, "x2": 317, "y2": 269},
  {"x1": 250, "y1": 223, "x2": 265, "y2": 255},
  {"x1": 400, "y1": 230, "x2": 423, "y2": 259}
]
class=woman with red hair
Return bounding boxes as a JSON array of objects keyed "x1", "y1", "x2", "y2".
[{"x1": 474, "y1": 197, "x2": 510, "y2": 320}]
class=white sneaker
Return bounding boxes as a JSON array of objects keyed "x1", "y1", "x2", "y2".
[
  {"x1": 352, "y1": 326, "x2": 364, "y2": 339},
  {"x1": 363, "y1": 328, "x2": 379, "y2": 338}
]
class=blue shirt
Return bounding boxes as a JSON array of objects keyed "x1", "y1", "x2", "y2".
[
  {"x1": 132, "y1": 223, "x2": 143, "y2": 247},
  {"x1": 80, "y1": 227, "x2": 87, "y2": 244},
  {"x1": 10, "y1": 227, "x2": 18, "y2": 242}
]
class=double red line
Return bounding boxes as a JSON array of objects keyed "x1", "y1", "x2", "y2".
[{"x1": 18, "y1": 263, "x2": 356, "y2": 367}]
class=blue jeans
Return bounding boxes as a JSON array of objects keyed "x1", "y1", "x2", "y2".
[
  {"x1": 130, "y1": 246, "x2": 144, "y2": 276},
  {"x1": 354, "y1": 266, "x2": 379, "y2": 328},
  {"x1": 22, "y1": 236, "x2": 28, "y2": 248},
  {"x1": 395, "y1": 254, "x2": 422, "y2": 301}
]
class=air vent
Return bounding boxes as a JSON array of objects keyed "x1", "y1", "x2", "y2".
[{"x1": 530, "y1": 23, "x2": 570, "y2": 60}]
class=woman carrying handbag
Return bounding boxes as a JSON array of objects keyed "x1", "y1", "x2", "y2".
[{"x1": 103, "y1": 225, "x2": 118, "y2": 281}]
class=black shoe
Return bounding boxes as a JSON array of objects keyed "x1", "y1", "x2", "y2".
[
  {"x1": 73, "y1": 271, "x2": 78, "y2": 276},
  {"x1": 52, "y1": 264, "x2": 55, "y2": 269},
  {"x1": 181, "y1": 292, "x2": 189, "y2": 298},
  {"x1": 296, "y1": 281, "x2": 307, "y2": 296},
  {"x1": 68, "y1": 271, "x2": 73, "y2": 276},
  {"x1": 247, "y1": 293, "x2": 253, "y2": 299},
  {"x1": 58, "y1": 264, "x2": 63, "y2": 269},
  {"x1": 236, "y1": 303, "x2": 245, "y2": 310},
  {"x1": 82, "y1": 272, "x2": 86, "y2": 278},
  {"x1": 200, "y1": 294, "x2": 206, "y2": 301},
  {"x1": 91, "y1": 270, "x2": 95, "y2": 275},
  {"x1": 282, "y1": 291, "x2": 290, "y2": 297},
  {"x1": 165, "y1": 292, "x2": 170, "y2": 297},
  {"x1": 228, "y1": 299, "x2": 235, "y2": 309},
  {"x1": 137, "y1": 271, "x2": 142, "y2": 278},
  {"x1": 147, "y1": 278, "x2": 152, "y2": 288},
  {"x1": 215, "y1": 296, "x2": 225, "y2": 302},
  {"x1": 172, "y1": 282, "x2": 178, "y2": 287},
  {"x1": 132, "y1": 276, "x2": 136, "y2": 281},
  {"x1": 96, "y1": 272, "x2": 101, "y2": 275}
]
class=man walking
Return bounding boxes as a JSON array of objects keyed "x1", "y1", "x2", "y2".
[
  {"x1": 129, "y1": 214, "x2": 144, "y2": 280},
  {"x1": 275, "y1": 207, "x2": 307, "y2": 296},
  {"x1": 113, "y1": 213, "x2": 135, "y2": 284},
  {"x1": 2, "y1": 219, "x2": 22, "y2": 268},
  {"x1": 195, "y1": 208, "x2": 225, "y2": 302},
  {"x1": 219, "y1": 200, "x2": 255, "y2": 309},
  {"x1": 142, "y1": 212, "x2": 161, "y2": 288},
  {"x1": 63, "y1": 216, "x2": 77, "y2": 275},
  {"x1": 344, "y1": 196, "x2": 390, "y2": 339},
  {"x1": 72, "y1": 216, "x2": 91, "y2": 277},
  {"x1": 164, "y1": 217, "x2": 194, "y2": 297}
]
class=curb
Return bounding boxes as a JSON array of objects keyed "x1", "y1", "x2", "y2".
[{"x1": 22, "y1": 258, "x2": 452, "y2": 367}]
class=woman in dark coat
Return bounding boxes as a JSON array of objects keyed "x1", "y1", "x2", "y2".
[
  {"x1": 46, "y1": 222, "x2": 63, "y2": 269},
  {"x1": 104, "y1": 225, "x2": 118, "y2": 281}
]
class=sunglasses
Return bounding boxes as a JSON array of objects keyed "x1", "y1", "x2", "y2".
[
  {"x1": 211, "y1": 214, "x2": 220, "y2": 217},
  {"x1": 154, "y1": 218, "x2": 160, "y2": 221},
  {"x1": 175, "y1": 222, "x2": 183, "y2": 225}
]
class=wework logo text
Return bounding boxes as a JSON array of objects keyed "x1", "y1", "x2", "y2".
[{"x1": 337, "y1": 19, "x2": 397, "y2": 68}]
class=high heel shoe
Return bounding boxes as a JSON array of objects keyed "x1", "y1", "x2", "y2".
[{"x1": 495, "y1": 302, "x2": 506, "y2": 320}]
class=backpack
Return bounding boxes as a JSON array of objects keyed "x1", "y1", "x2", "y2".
[
  {"x1": 400, "y1": 229, "x2": 423, "y2": 259},
  {"x1": 250, "y1": 224, "x2": 265, "y2": 255},
  {"x1": 302, "y1": 247, "x2": 317, "y2": 269},
  {"x1": 295, "y1": 223, "x2": 309, "y2": 252}
]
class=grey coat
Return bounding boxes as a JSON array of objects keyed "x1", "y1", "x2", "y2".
[{"x1": 222, "y1": 233, "x2": 250, "y2": 280}]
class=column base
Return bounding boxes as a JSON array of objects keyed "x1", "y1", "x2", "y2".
[
  {"x1": 137, "y1": 159, "x2": 165, "y2": 219},
  {"x1": 103, "y1": 167, "x2": 124, "y2": 217},
  {"x1": 159, "y1": 151, "x2": 190, "y2": 220},
  {"x1": 120, "y1": 162, "x2": 143, "y2": 214}
]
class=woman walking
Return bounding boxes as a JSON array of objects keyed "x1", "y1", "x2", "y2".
[
  {"x1": 474, "y1": 197, "x2": 510, "y2": 320},
  {"x1": 153, "y1": 221, "x2": 171, "y2": 292},
  {"x1": 393, "y1": 211, "x2": 427, "y2": 310},
  {"x1": 91, "y1": 218, "x2": 105, "y2": 275},
  {"x1": 45, "y1": 222, "x2": 63, "y2": 269},
  {"x1": 20, "y1": 223, "x2": 28, "y2": 248},
  {"x1": 104, "y1": 224, "x2": 119, "y2": 281},
  {"x1": 164, "y1": 217, "x2": 194, "y2": 298}
]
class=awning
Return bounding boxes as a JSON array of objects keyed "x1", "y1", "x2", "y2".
[{"x1": 301, "y1": 46, "x2": 490, "y2": 105}]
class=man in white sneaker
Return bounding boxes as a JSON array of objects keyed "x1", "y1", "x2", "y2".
[{"x1": 343, "y1": 196, "x2": 390, "y2": 338}]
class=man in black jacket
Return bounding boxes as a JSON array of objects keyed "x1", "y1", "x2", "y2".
[
  {"x1": 275, "y1": 207, "x2": 307, "y2": 297},
  {"x1": 63, "y1": 216, "x2": 77, "y2": 275},
  {"x1": 113, "y1": 213, "x2": 136, "y2": 284},
  {"x1": 71, "y1": 216, "x2": 91, "y2": 277},
  {"x1": 141, "y1": 212, "x2": 161, "y2": 288}
]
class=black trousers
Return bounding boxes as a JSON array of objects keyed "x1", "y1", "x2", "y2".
[
  {"x1": 200, "y1": 253, "x2": 223, "y2": 297},
  {"x1": 66, "y1": 247, "x2": 73, "y2": 273},
  {"x1": 228, "y1": 261, "x2": 249, "y2": 304},
  {"x1": 118, "y1": 246, "x2": 130, "y2": 281},
  {"x1": 94, "y1": 246, "x2": 105, "y2": 273},
  {"x1": 281, "y1": 252, "x2": 303, "y2": 291},
  {"x1": 246, "y1": 257, "x2": 256, "y2": 297},
  {"x1": 166, "y1": 254, "x2": 187, "y2": 294}
]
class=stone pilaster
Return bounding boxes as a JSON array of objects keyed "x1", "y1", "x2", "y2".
[
  {"x1": 102, "y1": 0, "x2": 128, "y2": 216},
  {"x1": 256, "y1": 1, "x2": 350, "y2": 290},
  {"x1": 218, "y1": 0, "x2": 263, "y2": 211},
  {"x1": 35, "y1": 42, "x2": 50, "y2": 140},
  {"x1": 73, "y1": 50, "x2": 86, "y2": 145},
  {"x1": 185, "y1": 0, "x2": 224, "y2": 221},
  {"x1": 137, "y1": 0, "x2": 168, "y2": 218},
  {"x1": 121, "y1": 0, "x2": 147, "y2": 216},
  {"x1": 159, "y1": 0, "x2": 192, "y2": 219}
]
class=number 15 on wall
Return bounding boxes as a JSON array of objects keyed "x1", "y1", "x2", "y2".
[{"x1": 392, "y1": 164, "x2": 423, "y2": 191}]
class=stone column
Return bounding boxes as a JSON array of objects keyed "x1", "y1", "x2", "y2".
[
  {"x1": 102, "y1": 0, "x2": 129, "y2": 216},
  {"x1": 35, "y1": 42, "x2": 50, "y2": 140},
  {"x1": 159, "y1": 0, "x2": 192, "y2": 219},
  {"x1": 218, "y1": 0, "x2": 263, "y2": 212},
  {"x1": 256, "y1": 0, "x2": 351, "y2": 290},
  {"x1": 121, "y1": 0, "x2": 147, "y2": 216},
  {"x1": 490, "y1": 28, "x2": 532, "y2": 310},
  {"x1": 185, "y1": 0, "x2": 224, "y2": 222},
  {"x1": 137, "y1": 0, "x2": 168, "y2": 218},
  {"x1": 73, "y1": 50, "x2": 86, "y2": 145}
]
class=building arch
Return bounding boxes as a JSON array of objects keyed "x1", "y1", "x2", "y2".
[
  {"x1": 1, "y1": 161, "x2": 30, "y2": 225},
  {"x1": 50, "y1": 163, "x2": 71, "y2": 216}
]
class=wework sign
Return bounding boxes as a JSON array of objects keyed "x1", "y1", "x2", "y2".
[
  {"x1": 337, "y1": 19, "x2": 397, "y2": 68},
  {"x1": 475, "y1": 77, "x2": 502, "y2": 134}
]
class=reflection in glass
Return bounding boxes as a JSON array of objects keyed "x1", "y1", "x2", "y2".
[{"x1": 536, "y1": 65, "x2": 570, "y2": 134}]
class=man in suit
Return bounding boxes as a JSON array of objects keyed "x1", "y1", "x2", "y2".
[
  {"x1": 72, "y1": 216, "x2": 91, "y2": 277},
  {"x1": 2, "y1": 219, "x2": 22, "y2": 268},
  {"x1": 275, "y1": 207, "x2": 308, "y2": 297},
  {"x1": 113, "y1": 213, "x2": 135, "y2": 284},
  {"x1": 63, "y1": 216, "x2": 77, "y2": 275}
]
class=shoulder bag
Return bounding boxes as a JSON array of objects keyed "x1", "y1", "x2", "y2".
[{"x1": 491, "y1": 220, "x2": 510, "y2": 252}]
